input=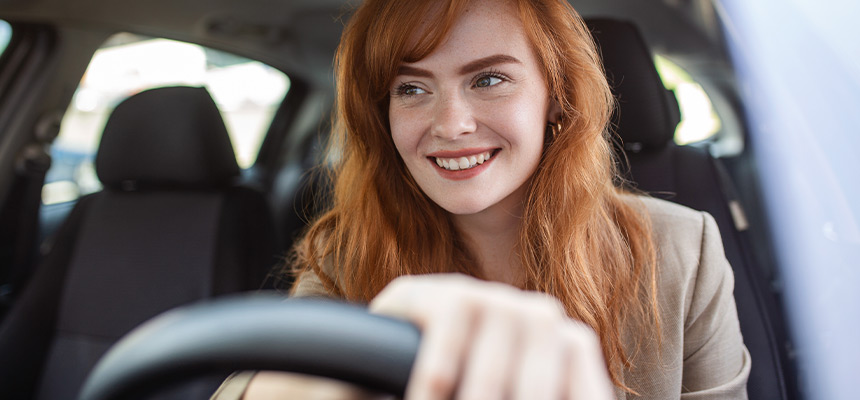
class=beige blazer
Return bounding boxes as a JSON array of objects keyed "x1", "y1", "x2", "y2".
[{"x1": 212, "y1": 196, "x2": 750, "y2": 399}]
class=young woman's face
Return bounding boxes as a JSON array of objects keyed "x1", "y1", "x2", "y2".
[{"x1": 389, "y1": 0, "x2": 557, "y2": 216}]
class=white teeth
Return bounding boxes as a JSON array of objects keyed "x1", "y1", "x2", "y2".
[
  {"x1": 433, "y1": 151, "x2": 495, "y2": 171},
  {"x1": 458, "y1": 157, "x2": 470, "y2": 169}
]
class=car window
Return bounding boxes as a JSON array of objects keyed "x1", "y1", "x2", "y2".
[
  {"x1": 41, "y1": 33, "x2": 290, "y2": 205},
  {"x1": 654, "y1": 55, "x2": 721, "y2": 145},
  {"x1": 0, "y1": 20, "x2": 10, "y2": 55}
]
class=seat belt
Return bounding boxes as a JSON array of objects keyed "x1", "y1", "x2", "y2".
[
  {"x1": 0, "y1": 114, "x2": 57, "y2": 320},
  {"x1": 0, "y1": 145, "x2": 50, "y2": 308}
]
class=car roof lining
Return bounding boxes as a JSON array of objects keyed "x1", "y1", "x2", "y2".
[
  {"x1": 0, "y1": 0, "x2": 745, "y2": 166},
  {"x1": 0, "y1": 0, "x2": 731, "y2": 88}
]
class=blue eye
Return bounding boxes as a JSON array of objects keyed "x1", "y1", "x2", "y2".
[
  {"x1": 396, "y1": 84, "x2": 426, "y2": 96},
  {"x1": 475, "y1": 75, "x2": 502, "y2": 88}
]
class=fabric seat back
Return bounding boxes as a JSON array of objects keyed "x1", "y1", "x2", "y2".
[
  {"x1": 0, "y1": 86, "x2": 279, "y2": 399},
  {"x1": 587, "y1": 19, "x2": 791, "y2": 400}
]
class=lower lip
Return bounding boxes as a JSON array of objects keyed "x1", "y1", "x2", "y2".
[{"x1": 431, "y1": 153, "x2": 496, "y2": 181}]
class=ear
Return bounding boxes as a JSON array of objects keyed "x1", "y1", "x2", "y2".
[{"x1": 546, "y1": 98, "x2": 563, "y2": 123}]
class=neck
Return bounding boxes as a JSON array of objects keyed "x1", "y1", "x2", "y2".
[{"x1": 452, "y1": 186, "x2": 527, "y2": 286}]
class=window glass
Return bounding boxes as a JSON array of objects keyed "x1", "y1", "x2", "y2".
[
  {"x1": 0, "y1": 20, "x2": 11, "y2": 55},
  {"x1": 654, "y1": 55, "x2": 721, "y2": 145},
  {"x1": 43, "y1": 33, "x2": 289, "y2": 205}
]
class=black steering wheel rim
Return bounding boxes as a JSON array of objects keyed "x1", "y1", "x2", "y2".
[{"x1": 78, "y1": 295, "x2": 420, "y2": 400}]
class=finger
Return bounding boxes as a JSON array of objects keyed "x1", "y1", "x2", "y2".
[
  {"x1": 455, "y1": 308, "x2": 517, "y2": 400},
  {"x1": 405, "y1": 299, "x2": 475, "y2": 400},
  {"x1": 511, "y1": 298, "x2": 565, "y2": 400},
  {"x1": 369, "y1": 276, "x2": 424, "y2": 322},
  {"x1": 369, "y1": 274, "x2": 470, "y2": 324},
  {"x1": 370, "y1": 276, "x2": 471, "y2": 400},
  {"x1": 562, "y1": 322, "x2": 615, "y2": 400}
]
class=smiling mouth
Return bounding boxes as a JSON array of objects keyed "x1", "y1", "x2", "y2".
[{"x1": 431, "y1": 150, "x2": 497, "y2": 171}]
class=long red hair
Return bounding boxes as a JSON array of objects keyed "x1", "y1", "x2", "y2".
[{"x1": 290, "y1": 0, "x2": 658, "y2": 392}]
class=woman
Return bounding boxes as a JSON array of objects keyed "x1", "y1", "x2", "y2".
[{"x1": 214, "y1": 0, "x2": 750, "y2": 398}]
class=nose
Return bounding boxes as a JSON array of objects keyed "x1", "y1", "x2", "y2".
[{"x1": 430, "y1": 90, "x2": 477, "y2": 139}]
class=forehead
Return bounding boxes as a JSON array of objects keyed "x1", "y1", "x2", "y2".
[{"x1": 406, "y1": 0, "x2": 532, "y2": 68}]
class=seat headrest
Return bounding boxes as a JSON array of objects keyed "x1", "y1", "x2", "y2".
[
  {"x1": 95, "y1": 86, "x2": 240, "y2": 190},
  {"x1": 587, "y1": 19, "x2": 681, "y2": 152}
]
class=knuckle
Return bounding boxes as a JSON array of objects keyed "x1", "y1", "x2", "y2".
[
  {"x1": 563, "y1": 320, "x2": 601, "y2": 349},
  {"x1": 535, "y1": 293, "x2": 566, "y2": 313},
  {"x1": 417, "y1": 367, "x2": 458, "y2": 397},
  {"x1": 457, "y1": 384, "x2": 497, "y2": 400},
  {"x1": 379, "y1": 276, "x2": 414, "y2": 297},
  {"x1": 389, "y1": 274, "x2": 419, "y2": 288},
  {"x1": 523, "y1": 293, "x2": 566, "y2": 321}
]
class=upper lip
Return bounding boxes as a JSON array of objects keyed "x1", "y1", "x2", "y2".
[{"x1": 426, "y1": 147, "x2": 497, "y2": 158}]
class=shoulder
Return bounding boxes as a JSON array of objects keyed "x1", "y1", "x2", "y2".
[
  {"x1": 620, "y1": 195, "x2": 732, "y2": 337},
  {"x1": 623, "y1": 195, "x2": 721, "y2": 279},
  {"x1": 632, "y1": 195, "x2": 712, "y2": 244},
  {"x1": 621, "y1": 194, "x2": 726, "y2": 321},
  {"x1": 633, "y1": 195, "x2": 733, "y2": 327},
  {"x1": 290, "y1": 230, "x2": 343, "y2": 298},
  {"x1": 624, "y1": 195, "x2": 729, "y2": 305},
  {"x1": 619, "y1": 195, "x2": 749, "y2": 397}
]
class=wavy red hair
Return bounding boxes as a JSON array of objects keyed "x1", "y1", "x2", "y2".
[{"x1": 290, "y1": 0, "x2": 658, "y2": 392}]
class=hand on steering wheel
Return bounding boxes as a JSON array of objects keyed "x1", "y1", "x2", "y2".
[{"x1": 371, "y1": 274, "x2": 615, "y2": 400}]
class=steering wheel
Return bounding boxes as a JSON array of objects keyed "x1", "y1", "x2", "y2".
[{"x1": 77, "y1": 295, "x2": 421, "y2": 400}]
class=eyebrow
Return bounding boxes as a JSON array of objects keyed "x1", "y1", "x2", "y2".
[
  {"x1": 396, "y1": 54, "x2": 522, "y2": 78},
  {"x1": 458, "y1": 54, "x2": 522, "y2": 75}
]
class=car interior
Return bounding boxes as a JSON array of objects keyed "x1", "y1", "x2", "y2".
[
  {"x1": 1, "y1": 85, "x2": 279, "y2": 398},
  {"x1": 0, "y1": 0, "x2": 799, "y2": 399}
]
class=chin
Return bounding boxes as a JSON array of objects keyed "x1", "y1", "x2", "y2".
[{"x1": 433, "y1": 198, "x2": 493, "y2": 216}]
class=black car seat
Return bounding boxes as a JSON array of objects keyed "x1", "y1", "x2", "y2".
[
  {"x1": 587, "y1": 19, "x2": 791, "y2": 400},
  {"x1": 0, "y1": 86, "x2": 280, "y2": 399}
]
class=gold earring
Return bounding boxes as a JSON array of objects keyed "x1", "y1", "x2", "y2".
[{"x1": 545, "y1": 120, "x2": 562, "y2": 142}]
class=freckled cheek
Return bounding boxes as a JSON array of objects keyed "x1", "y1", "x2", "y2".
[
  {"x1": 478, "y1": 98, "x2": 546, "y2": 150},
  {"x1": 389, "y1": 109, "x2": 426, "y2": 160}
]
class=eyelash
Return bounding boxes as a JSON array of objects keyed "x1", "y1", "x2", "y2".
[
  {"x1": 472, "y1": 69, "x2": 509, "y2": 88},
  {"x1": 393, "y1": 81, "x2": 421, "y2": 97},
  {"x1": 392, "y1": 69, "x2": 511, "y2": 97}
]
